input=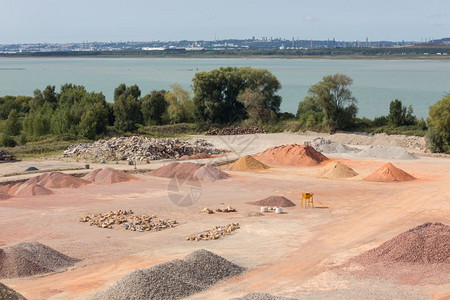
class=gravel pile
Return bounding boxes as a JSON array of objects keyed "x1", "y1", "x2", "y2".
[
  {"x1": 356, "y1": 145, "x2": 417, "y2": 160},
  {"x1": 0, "y1": 242, "x2": 79, "y2": 279},
  {"x1": 63, "y1": 136, "x2": 224, "y2": 161},
  {"x1": 248, "y1": 196, "x2": 296, "y2": 207},
  {"x1": 309, "y1": 138, "x2": 360, "y2": 154},
  {"x1": 364, "y1": 162, "x2": 415, "y2": 182},
  {"x1": 93, "y1": 249, "x2": 245, "y2": 300},
  {"x1": 229, "y1": 155, "x2": 269, "y2": 172},
  {"x1": 83, "y1": 168, "x2": 137, "y2": 184},
  {"x1": 152, "y1": 162, "x2": 229, "y2": 182},
  {"x1": 193, "y1": 164, "x2": 230, "y2": 181},
  {"x1": 206, "y1": 126, "x2": 265, "y2": 135},
  {"x1": 317, "y1": 161, "x2": 358, "y2": 179},
  {"x1": 231, "y1": 293, "x2": 297, "y2": 300},
  {"x1": 254, "y1": 144, "x2": 329, "y2": 167},
  {"x1": 0, "y1": 282, "x2": 27, "y2": 300}
]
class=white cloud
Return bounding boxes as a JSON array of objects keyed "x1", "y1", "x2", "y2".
[{"x1": 304, "y1": 16, "x2": 318, "y2": 22}]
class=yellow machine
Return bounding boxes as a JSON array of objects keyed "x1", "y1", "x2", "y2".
[{"x1": 301, "y1": 193, "x2": 314, "y2": 208}]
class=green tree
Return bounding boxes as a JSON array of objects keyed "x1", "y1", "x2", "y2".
[
  {"x1": 141, "y1": 90, "x2": 168, "y2": 125},
  {"x1": 193, "y1": 67, "x2": 246, "y2": 123},
  {"x1": 239, "y1": 67, "x2": 282, "y2": 121},
  {"x1": 300, "y1": 73, "x2": 358, "y2": 131},
  {"x1": 388, "y1": 99, "x2": 416, "y2": 126},
  {"x1": 165, "y1": 84, "x2": 196, "y2": 124},
  {"x1": 427, "y1": 94, "x2": 450, "y2": 153},
  {"x1": 114, "y1": 94, "x2": 141, "y2": 131},
  {"x1": 3, "y1": 109, "x2": 22, "y2": 136}
]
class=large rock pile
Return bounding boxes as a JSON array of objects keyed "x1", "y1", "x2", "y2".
[
  {"x1": 206, "y1": 126, "x2": 265, "y2": 135},
  {"x1": 93, "y1": 249, "x2": 245, "y2": 300},
  {"x1": 63, "y1": 136, "x2": 224, "y2": 161},
  {"x1": 0, "y1": 149, "x2": 16, "y2": 162}
]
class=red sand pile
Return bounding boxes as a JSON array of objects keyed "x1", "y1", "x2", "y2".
[
  {"x1": 84, "y1": 168, "x2": 137, "y2": 184},
  {"x1": 364, "y1": 162, "x2": 415, "y2": 182},
  {"x1": 152, "y1": 162, "x2": 228, "y2": 181},
  {"x1": 26, "y1": 172, "x2": 90, "y2": 189},
  {"x1": 253, "y1": 144, "x2": 329, "y2": 167},
  {"x1": 248, "y1": 196, "x2": 296, "y2": 207},
  {"x1": 193, "y1": 164, "x2": 229, "y2": 181},
  {"x1": 0, "y1": 242, "x2": 79, "y2": 279},
  {"x1": 347, "y1": 222, "x2": 450, "y2": 284},
  {"x1": 229, "y1": 155, "x2": 269, "y2": 171},
  {"x1": 13, "y1": 183, "x2": 53, "y2": 197},
  {"x1": 317, "y1": 161, "x2": 358, "y2": 179}
]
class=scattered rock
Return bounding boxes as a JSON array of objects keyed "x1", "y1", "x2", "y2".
[
  {"x1": 79, "y1": 210, "x2": 177, "y2": 232},
  {"x1": 63, "y1": 136, "x2": 224, "y2": 161},
  {"x1": 186, "y1": 223, "x2": 240, "y2": 241},
  {"x1": 206, "y1": 126, "x2": 264, "y2": 135}
]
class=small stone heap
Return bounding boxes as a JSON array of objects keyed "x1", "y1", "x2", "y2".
[
  {"x1": 186, "y1": 223, "x2": 240, "y2": 241},
  {"x1": 206, "y1": 126, "x2": 265, "y2": 135},
  {"x1": 0, "y1": 149, "x2": 16, "y2": 162},
  {"x1": 78, "y1": 210, "x2": 177, "y2": 232},
  {"x1": 63, "y1": 136, "x2": 224, "y2": 161},
  {"x1": 202, "y1": 206, "x2": 237, "y2": 214}
]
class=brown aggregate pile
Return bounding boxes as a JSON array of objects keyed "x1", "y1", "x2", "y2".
[
  {"x1": 248, "y1": 196, "x2": 296, "y2": 207},
  {"x1": 13, "y1": 183, "x2": 53, "y2": 197},
  {"x1": 364, "y1": 162, "x2": 415, "y2": 182},
  {"x1": 0, "y1": 242, "x2": 79, "y2": 279},
  {"x1": 346, "y1": 222, "x2": 450, "y2": 284},
  {"x1": 180, "y1": 152, "x2": 212, "y2": 160},
  {"x1": 317, "y1": 161, "x2": 358, "y2": 179},
  {"x1": 26, "y1": 172, "x2": 90, "y2": 189},
  {"x1": 229, "y1": 155, "x2": 269, "y2": 171},
  {"x1": 84, "y1": 168, "x2": 137, "y2": 184},
  {"x1": 254, "y1": 144, "x2": 329, "y2": 167},
  {"x1": 0, "y1": 282, "x2": 27, "y2": 300},
  {"x1": 152, "y1": 162, "x2": 228, "y2": 181}
]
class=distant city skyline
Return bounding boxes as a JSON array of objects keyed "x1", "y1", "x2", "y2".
[{"x1": 1, "y1": 0, "x2": 449, "y2": 44}]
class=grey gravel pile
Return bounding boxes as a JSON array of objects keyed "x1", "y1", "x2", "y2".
[
  {"x1": 93, "y1": 249, "x2": 245, "y2": 300},
  {"x1": 356, "y1": 145, "x2": 417, "y2": 160},
  {"x1": 0, "y1": 282, "x2": 27, "y2": 300},
  {"x1": 0, "y1": 242, "x2": 79, "y2": 279},
  {"x1": 309, "y1": 138, "x2": 360, "y2": 154},
  {"x1": 231, "y1": 293, "x2": 297, "y2": 300},
  {"x1": 63, "y1": 136, "x2": 224, "y2": 161}
]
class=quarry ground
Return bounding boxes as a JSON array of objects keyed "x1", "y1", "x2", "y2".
[{"x1": 0, "y1": 132, "x2": 449, "y2": 300}]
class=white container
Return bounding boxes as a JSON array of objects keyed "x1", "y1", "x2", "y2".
[
  {"x1": 260, "y1": 206, "x2": 268, "y2": 213},
  {"x1": 275, "y1": 207, "x2": 283, "y2": 214}
]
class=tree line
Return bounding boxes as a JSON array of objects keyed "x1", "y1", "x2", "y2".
[{"x1": 0, "y1": 68, "x2": 449, "y2": 153}]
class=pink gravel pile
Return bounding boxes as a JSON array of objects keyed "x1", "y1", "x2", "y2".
[
  {"x1": 84, "y1": 168, "x2": 137, "y2": 184},
  {"x1": 152, "y1": 162, "x2": 228, "y2": 182},
  {"x1": 248, "y1": 196, "x2": 296, "y2": 207}
]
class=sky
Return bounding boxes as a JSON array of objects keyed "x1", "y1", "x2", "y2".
[{"x1": 1, "y1": 0, "x2": 449, "y2": 44}]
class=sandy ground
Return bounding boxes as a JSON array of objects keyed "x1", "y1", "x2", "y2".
[{"x1": 0, "y1": 132, "x2": 449, "y2": 300}]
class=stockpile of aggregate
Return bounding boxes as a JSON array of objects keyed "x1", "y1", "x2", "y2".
[
  {"x1": 231, "y1": 293, "x2": 297, "y2": 300},
  {"x1": 0, "y1": 242, "x2": 78, "y2": 279},
  {"x1": 152, "y1": 162, "x2": 228, "y2": 181},
  {"x1": 0, "y1": 192, "x2": 10, "y2": 200},
  {"x1": 248, "y1": 196, "x2": 296, "y2": 207},
  {"x1": 364, "y1": 162, "x2": 415, "y2": 182},
  {"x1": 180, "y1": 152, "x2": 212, "y2": 160},
  {"x1": 63, "y1": 136, "x2": 224, "y2": 161},
  {"x1": 356, "y1": 145, "x2": 417, "y2": 160},
  {"x1": 12, "y1": 183, "x2": 53, "y2": 197},
  {"x1": 0, "y1": 282, "x2": 27, "y2": 300},
  {"x1": 346, "y1": 222, "x2": 450, "y2": 284},
  {"x1": 254, "y1": 145, "x2": 329, "y2": 167},
  {"x1": 206, "y1": 126, "x2": 264, "y2": 135},
  {"x1": 25, "y1": 172, "x2": 90, "y2": 189},
  {"x1": 317, "y1": 161, "x2": 358, "y2": 179},
  {"x1": 84, "y1": 168, "x2": 137, "y2": 184},
  {"x1": 310, "y1": 137, "x2": 361, "y2": 154},
  {"x1": 93, "y1": 249, "x2": 245, "y2": 300},
  {"x1": 229, "y1": 155, "x2": 269, "y2": 171}
]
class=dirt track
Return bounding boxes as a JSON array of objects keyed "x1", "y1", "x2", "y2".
[{"x1": 0, "y1": 132, "x2": 449, "y2": 299}]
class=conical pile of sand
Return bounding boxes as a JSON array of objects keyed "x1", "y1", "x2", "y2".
[
  {"x1": 26, "y1": 172, "x2": 90, "y2": 189},
  {"x1": 0, "y1": 282, "x2": 27, "y2": 300},
  {"x1": 248, "y1": 196, "x2": 296, "y2": 207},
  {"x1": 13, "y1": 183, "x2": 53, "y2": 197},
  {"x1": 317, "y1": 161, "x2": 358, "y2": 179},
  {"x1": 352, "y1": 222, "x2": 450, "y2": 264},
  {"x1": 254, "y1": 144, "x2": 329, "y2": 167},
  {"x1": 193, "y1": 165, "x2": 229, "y2": 182},
  {"x1": 152, "y1": 162, "x2": 204, "y2": 180},
  {"x1": 84, "y1": 168, "x2": 137, "y2": 184},
  {"x1": 229, "y1": 155, "x2": 269, "y2": 171},
  {"x1": 0, "y1": 242, "x2": 79, "y2": 279},
  {"x1": 364, "y1": 162, "x2": 415, "y2": 182}
]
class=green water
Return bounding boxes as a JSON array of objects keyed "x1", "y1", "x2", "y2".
[{"x1": 1, "y1": 57, "x2": 449, "y2": 118}]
